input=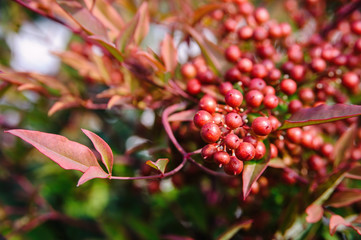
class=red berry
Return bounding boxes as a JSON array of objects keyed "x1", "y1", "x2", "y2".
[
  {"x1": 310, "y1": 58, "x2": 326, "y2": 72},
  {"x1": 238, "y1": 2, "x2": 254, "y2": 16},
  {"x1": 236, "y1": 142, "x2": 256, "y2": 161},
  {"x1": 238, "y1": 26, "x2": 254, "y2": 40},
  {"x1": 224, "y1": 18, "x2": 238, "y2": 32},
  {"x1": 225, "y1": 45, "x2": 242, "y2": 62},
  {"x1": 197, "y1": 69, "x2": 216, "y2": 84},
  {"x1": 243, "y1": 135, "x2": 258, "y2": 147},
  {"x1": 282, "y1": 170, "x2": 297, "y2": 184},
  {"x1": 249, "y1": 78, "x2": 266, "y2": 91},
  {"x1": 219, "y1": 82, "x2": 233, "y2": 96},
  {"x1": 286, "y1": 128, "x2": 302, "y2": 144},
  {"x1": 193, "y1": 110, "x2": 212, "y2": 128},
  {"x1": 288, "y1": 99, "x2": 303, "y2": 113},
  {"x1": 267, "y1": 68, "x2": 281, "y2": 82},
  {"x1": 224, "y1": 133, "x2": 241, "y2": 149},
  {"x1": 320, "y1": 143, "x2": 334, "y2": 159},
  {"x1": 351, "y1": 20, "x2": 361, "y2": 34},
  {"x1": 252, "y1": 117, "x2": 272, "y2": 136},
  {"x1": 199, "y1": 95, "x2": 217, "y2": 113},
  {"x1": 225, "y1": 89, "x2": 243, "y2": 108},
  {"x1": 253, "y1": 26, "x2": 268, "y2": 41},
  {"x1": 268, "y1": 115, "x2": 281, "y2": 131},
  {"x1": 254, "y1": 141, "x2": 266, "y2": 160},
  {"x1": 200, "y1": 123, "x2": 221, "y2": 143},
  {"x1": 263, "y1": 86, "x2": 276, "y2": 95},
  {"x1": 212, "y1": 113, "x2": 224, "y2": 125},
  {"x1": 269, "y1": 24, "x2": 282, "y2": 38},
  {"x1": 181, "y1": 63, "x2": 197, "y2": 79},
  {"x1": 237, "y1": 58, "x2": 253, "y2": 72},
  {"x1": 299, "y1": 88, "x2": 315, "y2": 104},
  {"x1": 280, "y1": 22, "x2": 292, "y2": 37},
  {"x1": 254, "y1": 7, "x2": 269, "y2": 24},
  {"x1": 290, "y1": 65, "x2": 306, "y2": 82},
  {"x1": 270, "y1": 143, "x2": 278, "y2": 158},
  {"x1": 201, "y1": 143, "x2": 218, "y2": 160},
  {"x1": 225, "y1": 112, "x2": 243, "y2": 129},
  {"x1": 213, "y1": 151, "x2": 231, "y2": 166},
  {"x1": 342, "y1": 72, "x2": 360, "y2": 89},
  {"x1": 186, "y1": 78, "x2": 201, "y2": 95},
  {"x1": 251, "y1": 64, "x2": 268, "y2": 78},
  {"x1": 308, "y1": 154, "x2": 326, "y2": 171},
  {"x1": 225, "y1": 67, "x2": 242, "y2": 83},
  {"x1": 224, "y1": 156, "x2": 244, "y2": 175},
  {"x1": 263, "y1": 95, "x2": 279, "y2": 109},
  {"x1": 245, "y1": 90, "x2": 264, "y2": 108},
  {"x1": 280, "y1": 79, "x2": 297, "y2": 95}
]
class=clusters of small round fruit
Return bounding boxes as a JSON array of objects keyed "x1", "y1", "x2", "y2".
[{"x1": 180, "y1": 0, "x2": 361, "y2": 179}]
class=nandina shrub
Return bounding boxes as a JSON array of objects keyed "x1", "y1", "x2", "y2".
[{"x1": 2, "y1": 0, "x2": 361, "y2": 239}]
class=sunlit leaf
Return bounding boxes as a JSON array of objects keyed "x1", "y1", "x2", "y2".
[
  {"x1": 325, "y1": 189, "x2": 361, "y2": 208},
  {"x1": 217, "y1": 220, "x2": 252, "y2": 240},
  {"x1": 160, "y1": 34, "x2": 178, "y2": 73},
  {"x1": 191, "y1": 3, "x2": 224, "y2": 25},
  {"x1": 328, "y1": 215, "x2": 361, "y2": 236},
  {"x1": 48, "y1": 96, "x2": 80, "y2": 116},
  {"x1": 146, "y1": 158, "x2": 169, "y2": 174},
  {"x1": 88, "y1": 35, "x2": 123, "y2": 62},
  {"x1": 57, "y1": 0, "x2": 108, "y2": 38},
  {"x1": 82, "y1": 129, "x2": 113, "y2": 174},
  {"x1": 305, "y1": 204, "x2": 323, "y2": 223},
  {"x1": 279, "y1": 104, "x2": 361, "y2": 130},
  {"x1": 6, "y1": 129, "x2": 98, "y2": 172}
]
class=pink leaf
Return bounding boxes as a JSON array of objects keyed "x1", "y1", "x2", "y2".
[
  {"x1": 279, "y1": 104, "x2": 361, "y2": 130},
  {"x1": 325, "y1": 189, "x2": 361, "y2": 208},
  {"x1": 161, "y1": 34, "x2": 178, "y2": 73},
  {"x1": 217, "y1": 219, "x2": 253, "y2": 240},
  {"x1": 346, "y1": 166, "x2": 361, "y2": 180},
  {"x1": 82, "y1": 129, "x2": 113, "y2": 174},
  {"x1": 333, "y1": 124, "x2": 357, "y2": 167},
  {"x1": 77, "y1": 166, "x2": 109, "y2": 186},
  {"x1": 329, "y1": 215, "x2": 351, "y2": 235},
  {"x1": 168, "y1": 109, "x2": 197, "y2": 122},
  {"x1": 6, "y1": 129, "x2": 98, "y2": 172},
  {"x1": 242, "y1": 162, "x2": 268, "y2": 200},
  {"x1": 88, "y1": 35, "x2": 123, "y2": 62},
  {"x1": 305, "y1": 204, "x2": 324, "y2": 223}
]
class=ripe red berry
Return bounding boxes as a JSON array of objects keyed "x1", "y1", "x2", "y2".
[
  {"x1": 310, "y1": 58, "x2": 326, "y2": 72},
  {"x1": 252, "y1": 117, "x2": 272, "y2": 136},
  {"x1": 225, "y1": 112, "x2": 243, "y2": 129},
  {"x1": 238, "y1": 26, "x2": 254, "y2": 40},
  {"x1": 186, "y1": 78, "x2": 201, "y2": 95},
  {"x1": 199, "y1": 95, "x2": 217, "y2": 113},
  {"x1": 251, "y1": 64, "x2": 268, "y2": 78},
  {"x1": 320, "y1": 143, "x2": 334, "y2": 159},
  {"x1": 237, "y1": 58, "x2": 253, "y2": 72},
  {"x1": 263, "y1": 86, "x2": 276, "y2": 95},
  {"x1": 342, "y1": 72, "x2": 360, "y2": 89},
  {"x1": 282, "y1": 170, "x2": 297, "y2": 185},
  {"x1": 193, "y1": 110, "x2": 213, "y2": 128},
  {"x1": 212, "y1": 113, "x2": 224, "y2": 125},
  {"x1": 224, "y1": 133, "x2": 241, "y2": 149},
  {"x1": 224, "y1": 156, "x2": 244, "y2": 175},
  {"x1": 238, "y1": 2, "x2": 254, "y2": 16},
  {"x1": 245, "y1": 90, "x2": 264, "y2": 108},
  {"x1": 236, "y1": 142, "x2": 256, "y2": 161},
  {"x1": 249, "y1": 78, "x2": 266, "y2": 91},
  {"x1": 219, "y1": 82, "x2": 233, "y2": 96},
  {"x1": 263, "y1": 94, "x2": 279, "y2": 109},
  {"x1": 200, "y1": 123, "x2": 221, "y2": 143},
  {"x1": 351, "y1": 20, "x2": 361, "y2": 35},
  {"x1": 269, "y1": 24, "x2": 282, "y2": 38},
  {"x1": 201, "y1": 143, "x2": 218, "y2": 160},
  {"x1": 288, "y1": 99, "x2": 303, "y2": 113},
  {"x1": 286, "y1": 128, "x2": 302, "y2": 144},
  {"x1": 280, "y1": 22, "x2": 292, "y2": 37},
  {"x1": 225, "y1": 67, "x2": 242, "y2": 83},
  {"x1": 225, "y1": 89, "x2": 243, "y2": 108},
  {"x1": 267, "y1": 68, "x2": 281, "y2": 82},
  {"x1": 254, "y1": 141, "x2": 266, "y2": 160},
  {"x1": 254, "y1": 7, "x2": 269, "y2": 24},
  {"x1": 197, "y1": 69, "x2": 216, "y2": 84},
  {"x1": 253, "y1": 26, "x2": 268, "y2": 41},
  {"x1": 354, "y1": 38, "x2": 361, "y2": 53},
  {"x1": 213, "y1": 151, "x2": 231, "y2": 166},
  {"x1": 224, "y1": 18, "x2": 238, "y2": 32},
  {"x1": 290, "y1": 65, "x2": 306, "y2": 82},
  {"x1": 280, "y1": 79, "x2": 297, "y2": 95},
  {"x1": 181, "y1": 63, "x2": 197, "y2": 79},
  {"x1": 243, "y1": 135, "x2": 258, "y2": 147},
  {"x1": 270, "y1": 143, "x2": 278, "y2": 158},
  {"x1": 299, "y1": 88, "x2": 315, "y2": 104},
  {"x1": 308, "y1": 155, "x2": 326, "y2": 171},
  {"x1": 268, "y1": 115, "x2": 281, "y2": 131},
  {"x1": 225, "y1": 45, "x2": 242, "y2": 62}
]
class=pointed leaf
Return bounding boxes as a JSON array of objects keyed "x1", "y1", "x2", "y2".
[
  {"x1": 346, "y1": 166, "x2": 361, "y2": 180},
  {"x1": 88, "y1": 35, "x2": 123, "y2": 62},
  {"x1": 191, "y1": 3, "x2": 224, "y2": 25},
  {"x1": 146, "y1": 158, "x2": 169, "y2": 174},
  {"x1": 57, "y1": 0, "x2": 108, "y2": 38},
  {"x1": 330, "y1": 215, "x2": 351, "y2": 235},
  {"x1": 333, "y1": 123, "x2": 357, "y2": 167},
  {"x1": 48, "y1": 96, "x2": 80, "y2": 116},
  {"x1": 305, "y1": 204, "x2": 324, "y2": 223},
  {"x1": 279, "y1": 104, "x2": 361, "y2": 130},
  {"x1": 77, "y1": 166, "x2": 109, "y2": 186},
  {"x1": 325, "y1": 189, "x2": 361, "y2": 208},
  {"x1": 160, "y1": 34, "x2": 178, "y2": 73},
  {"x1": 168, "y1": 109, "x2": 197, "y2": 122},
  {"x1": 82, "y1": 129, "x2": 113, "y2": 174},
  {"x1": 217, "y1": 220, "x2": 252, "y2": 240},
  {"x1": 6, "y1": 129, "x2": 98, "y2": 172},
  {"x1": 242, "y1": 140, "x2": 270, "y2": 199}
]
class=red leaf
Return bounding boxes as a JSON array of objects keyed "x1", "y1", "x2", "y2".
[
  {"x1": 346, "y1": 166, "x2": 361, "y2": 180},
  {"x1": 333, "y1": 123, "x2": 357, "y2": 167},
  {"x1": 326, "y1": 189, "x2": 361, "y2": 208},
  {"x1": 6, "y1": 129, "x2": 98, "y2": 172},
  {"x1": 329, "y1": 215, "x2": 351, "y2": 235},
  {"x1": 168, "y1": 109, "x2": 197, "y2": 122},
  {"x1": 279, "y1": 104, "x2": 361, "y2": 130},
  {"x1": 82, "y1": 129, "x2": 113, "y2": 174},
  {"x1": 57, "y1": 0, "x2": 108, "y2": 38},
  {"x1": 77, "y1": 166, "x2": 109, "y2": 186},
  {"x1": 242, "y1": 162, "x2": 268, "y2": 200},
  {"x1": 160, "y1": 34, "x2": 178, "y2": 73},
  {"x1": 88, "y1": 35, "x2": 123, "y2": 62},
  {"x1": 305, "y1": 204, "x2": 324, "y2": 223}
]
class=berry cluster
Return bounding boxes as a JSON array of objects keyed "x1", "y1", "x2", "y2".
[{"x1": 181, "y1": 0, "x2": 361, "y2": 179}]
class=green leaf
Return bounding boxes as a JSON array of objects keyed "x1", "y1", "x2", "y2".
[
  {"x1": 88, "y1": 35, "x2": 123, "y2": 62},
  {"x1": 279, "y1": 104, "x2": 361, "y2": 130},
  {"x1": 217, "y1": 220, "x2": 253, "y2": 240},
  {"x1": 146, "y1": 158, "x2": 169, "y2": 174},
  {"x1": 333, "y1": 123, "x2": 357, "y2": 167}
]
